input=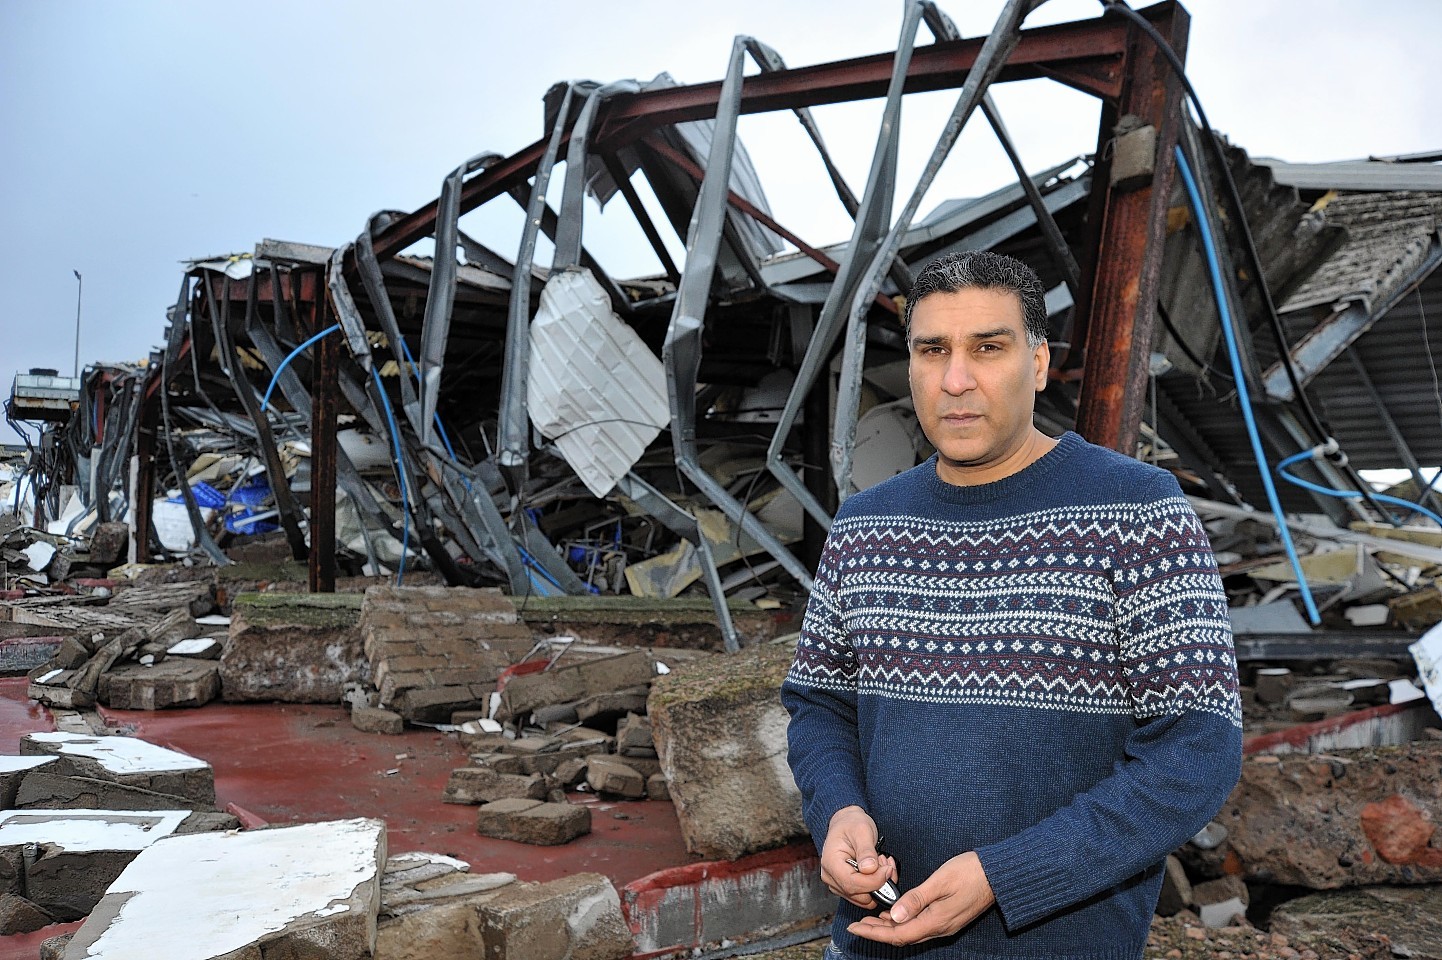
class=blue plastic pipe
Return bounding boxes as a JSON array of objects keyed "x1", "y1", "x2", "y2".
[
  {"x1": 260, "y1": 324, "x2": 341, "y2": 413},
  {"x1": 1174, "y1": 146, "x2": 1321, "y2": 624},
  {"x1": 1277, "y1": 449, "x2": 1442, "y2": 530}
]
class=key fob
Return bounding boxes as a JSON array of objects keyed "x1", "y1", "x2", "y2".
[{"x1": 845, "y1": 857, "x2": 900, "y2": 907}]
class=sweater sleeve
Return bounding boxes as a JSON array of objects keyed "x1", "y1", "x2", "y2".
[
  {"x1": 975, "y1": 474, "x2": 1243, "y2": 931},
  {"x1": 781, "y1": 532, "x2": 871, "y2": 852}
]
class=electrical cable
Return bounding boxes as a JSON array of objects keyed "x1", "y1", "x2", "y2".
[
  {"x1": 1175, "y1": 146, "x2": 1321, "y2": 625},
  {"x1": 1156, "y1": 300, "x2": 1231, "y2": 382},
  {"x1": 1276, "y1": 447, "x2": 1442, "y2": 530},
  {"x1": 368, "y1": 365, "x2": 410, "y2": 585},
  {"x1": 260, "y1": 324, "x2": 342, "y2": 414}
]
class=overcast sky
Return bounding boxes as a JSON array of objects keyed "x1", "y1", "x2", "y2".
[{"x1": 3, "y1": 0, "x2": 1439, "y2": 446}]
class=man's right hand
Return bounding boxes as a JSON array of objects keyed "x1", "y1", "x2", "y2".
[{"x1": 820, "y1": 805, "x2": 897, "y2": 909}]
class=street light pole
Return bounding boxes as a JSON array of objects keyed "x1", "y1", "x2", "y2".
[{"x1": 72, "y1": 269, "x2": 82, "y2": 378}]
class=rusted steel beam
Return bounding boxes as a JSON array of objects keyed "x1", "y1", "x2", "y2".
[
  {"x1": 1073, "y1": 4, "x2": 1189, "y2": 453},
  {"x1": 363, "y1": 6, "x2": 1152, "y2": 266},
  {"x1": 309, "y1": 279, "x2": 339, "y2": 593}
]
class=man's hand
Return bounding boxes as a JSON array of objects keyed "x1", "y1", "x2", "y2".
[
  {"x1": 847, "y1": 851, "x2": 995, "y2": 945},
  {"x1": 820, "y1": 806, "x2": 897, "y2": 909}
]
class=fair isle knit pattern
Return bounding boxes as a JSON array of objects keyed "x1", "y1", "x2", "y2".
[{"x1": 783, "y1": 432, "x2": 1243, "y2": 960}]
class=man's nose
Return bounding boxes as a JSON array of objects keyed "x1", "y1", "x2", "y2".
[{"x1": 941, "y1": 355, "x2": 977, "y2": 396}]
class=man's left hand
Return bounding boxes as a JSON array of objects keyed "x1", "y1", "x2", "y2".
[{"x1": 847, "y1": 851, "x2": 995, "y2": 946}]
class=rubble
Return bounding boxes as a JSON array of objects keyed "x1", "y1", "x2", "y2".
[
  {"x1": 375, "y1": 852, "x2": 517, "y2": 960},
  {"x1": 98, "y1": 658, "x2": 221, "y2": 710},
  {"x1": 220, "y1": 591, "x2": 367, "y2": 703},
  {"x1": 21, "y1": 731, "x2": 215, "y2": 808},
  {"x1": 1268, "y1": 885, "x2": 1442, "y2": 960},
  {"x1": 474, "y1": 872, "x2": 633, "y2": 960},
  {"x1": 61, "y1": 818, "x2": 386, "y2": 960},
  {"x1": 649, "y1": 643, "x2": 806, "y2": 860},
  {"x1": 475, "y1": 798, "x2": 592, "y2": 846}
]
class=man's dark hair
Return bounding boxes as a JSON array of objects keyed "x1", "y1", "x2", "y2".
[{"x1": 904, "y1": 251, "x2": 1049, "y2": 348}]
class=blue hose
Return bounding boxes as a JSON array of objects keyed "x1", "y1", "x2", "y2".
[
  {"x1": 259, "y1": 324, "x2": 341, "y2": 413},
  {"x1": 1174, "y1": 146, "x2": 1321, "y2": 624},
  {"x1": 369, "y1": 365, "x2": 410, "y2": 585},
  {"x1": 1276, "y1": 449, "x2": 1442, "y2": 530}
]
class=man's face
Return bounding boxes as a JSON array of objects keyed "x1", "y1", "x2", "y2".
[{"x1": 907, "y1": 287, "x2": 1049, "y2": 486}]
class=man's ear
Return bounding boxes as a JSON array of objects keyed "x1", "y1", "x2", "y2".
[{"x1": 1032, "y1": 340, "x2": 1050, "y2": 392}]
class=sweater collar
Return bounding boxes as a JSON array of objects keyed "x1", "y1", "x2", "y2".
[{"x1": 922, "y1": 430, "x2": 1084, "y2": 505}]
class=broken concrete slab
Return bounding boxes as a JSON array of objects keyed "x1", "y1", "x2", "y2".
[
  {"x1": 99, "y1": 658, "x2": 221, "y2": 710},
  {"x1": 500, "y1": 650, "x2": 654, "y2": 721},
  {"x1": 21, "y1": 731, "x2": 215, "y2": 806},
  {"x1": 646, "y1": 774, "x2": 669, "y2": 801},
  {"x1": 1268, "y1": 884, "x2": 1442, "y2": 960},
  {"x1": 15, "y1": 771, "x2": 200, "y2": 811},
  {"x1": 443, "y1": 767, "x2": 547, "y2": 805},
  {"x1": 516, "y1": 596, "x2": 775, "y2": 650},
  {"x1": 621, "y1": 843, "x2": 832, "y2": 957},
  {"x1": 375, "y1": 852, "x2": 517, "y2": 960},
  {"x1": 616, "y1": 713, "x2": 655, "y2": 756},
  {"x1": 167, "y1": 637, "x2": 222, "y2": 660},
  {"x1": 87, "y1": 522, "x2": 130, "y2": 566},
  {"x1": 220, "y1": 591, "x2": 367, "y2": 703},
  {"x1": 574, "y1": 689, "x2": 650, "y2": 730},
  {"x1": 476, "y1": 872, "x2": 633, "y2": 960},
  {"x1": 353, "y1": 704, "x2": 405, "y2": 735},
  {"x1": 649, "y1": 644, "x2": 806, "y2": 860},
  {"x1": 27, "y1": 670, "x2": 93, "y2": 710},
  {"x1": 585, "y1": 756, "x2": 646, "y2": 799},
  {"x1": 0, "y1": 755, "x2": 57, "y2": 807},
  {"x1": 1155, "y1": 854, "x2": 1192, "y2": 917},
  {"x1": 1216, "y1": 742, "x2": 1442, "y2": 888},
  {"x1": 0, "y1": 892, "x2": 54, "y2": 936},
  {"x1": 0, "y1": 809, "x2": 190, "y2": 921},
  {"x1": 62, "y1": 817, "x2": 386, "y2": 960},
  {"x1": 476, "y1": 798, "x2": 591, "y2": 846}
]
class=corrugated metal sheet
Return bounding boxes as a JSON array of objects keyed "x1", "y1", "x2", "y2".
[{"x1": 1259, "y1": 159, "x2": 1442, "y2": 193}]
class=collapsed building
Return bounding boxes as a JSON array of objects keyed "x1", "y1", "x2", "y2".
[{"x1": 4, "y1": 1, "x2": 1442, "y2": 958}]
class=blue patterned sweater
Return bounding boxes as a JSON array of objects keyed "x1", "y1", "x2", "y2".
[{"x1": 782, "y1": 432, "x2": 1242, "y2": 960}]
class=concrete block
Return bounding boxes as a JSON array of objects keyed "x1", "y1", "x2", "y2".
[
  {"x1": 477, "y1": 872, "x2": 632, "y2": 960},
  {"x1": 476, "y1": 799, "x2": 590, "y2": 846},
  {"x1": 608, "y1": 754, "x2": 661, "y2": 779},
  {"x1": 552, "y1": 758, "x2": 588, "y2": 790},
  {"x1": 52, "y1": 636, "x2": 93, "y2": 670},
  {"x1": 585, "y1": 756, "x2": 645, "y2": 799},
  {"x1": 646, "y1": 774, "x2": 670, "y2": 802},
  {"x1": 220, "y1": 591, "x2": 367, "y2": 703},
  {"x1": 0, "y1": 844, "x2": 22, "y2": 896},
  {"x1": 166, "y1": 637, "x2": 222, "y2": 660},
  {"x1": 353, "y1": 704, "x2": 405, "y2": 735},
  {"x1": 21, "y1": 732, "x2": 214, "y2": 807},
  {"x1": 376, "y1": 853, "x2": 516, "y2": 960},
  {"x1": 616, "y1": 713, "x2": 654, "y2": 756},
  {"x1": 443, "y1": 767, "x2": 547, "y2": 805},
  {"x1": 574, "y1": 689, "x2": 649, "y2": 728},
  {"x1": 28, "y1": 673, "x2": 93, "y2": 710},
  {"x1": 0, "y1": 755, "x2": 57, "y2": 807},
  {"x1": 15, "y1": 772, "x2": 199, "y2": 811},
  {"x1": 648, "y1": 644, "x2": 806, "y2": 860},
  {"x1": 0, "y1": 892, "x2": 54, "y2": 935},
  {"x1": 1194, "y1": 874, "x2": 1249, "y2": 928},
  {"x1": 62, "y1": 818, "x2": 386, "y2": 960},
  {"x1": 1, "y1": 637, "x2": 65, "y2": 674},
  {"x1": 501, "y1": 651, "x2": 654, "y2": 720},
  {"x1": 622, "y1": 843, "x2": 833, "y2": 957},
  {"x1": 88, "y1": 521, "x2": 130, "y2": 566},
  {"x1": 395, "y1": 684, "x2": 489, "y2": 723},
  {"x1": 1155, "y1": 854, "x2": 1192, "y2": 916},
  {"x1": 99, "y1": 659, "x2": 220, "y2": 710},
  {"x1": 0, "y1": 809, "x2": 190, "y2": 920}
]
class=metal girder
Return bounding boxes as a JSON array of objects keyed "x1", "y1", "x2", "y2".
[
  {"x1": 419, "y1": 152, "x2": 503, "y2": 447},
  {"x1": 664, "y1": 35, "x2": 813, "y2": 589},
  {"x1": 831, "y1": 0, "x2": 1046, "y2": 501},
  {"x1": 159, "y1": 278, "x2": 229, "y2": 566},
  {"x1": 1262, "y1": 233, "x2": 1442, "y2": 402},
  {"x1": 614, "y1": 472, "x2": 739, "y2": 652},
  {"x1": 360, "y1": 6, "x2": 1143, "y2": 267},
  {"x1": 310, "y1": 291, "x2": 339, "y2": 592},
  {"x1": 1073, "y1": 4, "x2": 1189, "y2": 453},
  {"x1": 1233, "y1": 633, "x2": 1420, "y2": 661},
  {"x1": 763, "y1": 1, "x2": 926, "y2": 531},
  {"x1": 1344, "y1": 346, "x2": 1442, "y2": 520},
  {"x1": 207, "y1": 273, "x2": 309, "y2": 561}
]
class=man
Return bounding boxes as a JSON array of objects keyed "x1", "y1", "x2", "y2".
[{"x1": 782, "y1": 250, "x2": 1241, "y2": 960}]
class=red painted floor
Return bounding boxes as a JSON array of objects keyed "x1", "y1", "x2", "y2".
[{"x1": 0, "y1": 678, "x2": 696, "y2": 956}]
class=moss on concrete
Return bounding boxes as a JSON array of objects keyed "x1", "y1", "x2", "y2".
[
  {"x1": 648, "y1": 643, "x2": 793, "y2": 711},
  {"x1": 231, "y1": 591, "x2": 363, "y2": 629},
  {"x1": 217, "y1": 560, "x2": 309, "y2": 584}
]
